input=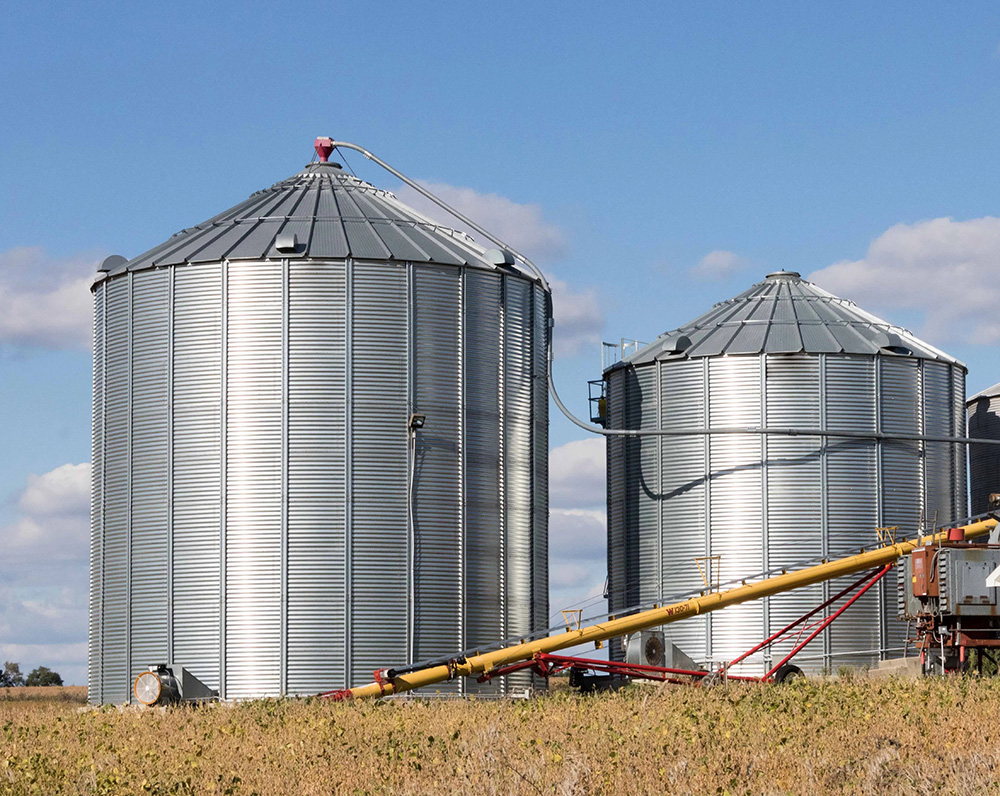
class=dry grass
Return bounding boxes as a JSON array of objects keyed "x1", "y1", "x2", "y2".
[
  {"x1": 1, "y1": 686, "x2": 87, "y2": 703},
  {"x1": 2, "y1": 677, "x2": 999, "y2": 795}
]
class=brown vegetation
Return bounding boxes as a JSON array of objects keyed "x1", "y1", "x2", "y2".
[
  {"x1": 2, "y1": 678, "x2": 998, "y2": 795},
  {"x1": 1, "y1": 686, "x2": 87, "y2": 703}
]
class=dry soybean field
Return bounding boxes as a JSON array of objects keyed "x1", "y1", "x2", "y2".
[{"x1": 3, "y1": 678, "x2": 999, "y2": 795}]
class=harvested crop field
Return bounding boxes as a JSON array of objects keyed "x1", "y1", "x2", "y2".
[{"x1": 3, "y1": 678, "x2": 999, "y2": 795}]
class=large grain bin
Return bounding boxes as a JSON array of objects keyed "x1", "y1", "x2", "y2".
[
  {"x1": 604, "y1": 270, "x2": 966, "y2": 673},
  {"x1": 90, "y1": 150, "x2": 548, "y2": 703},
  {"x1": 968, "y1": 382, "x2": 1000, "y2": 515}
]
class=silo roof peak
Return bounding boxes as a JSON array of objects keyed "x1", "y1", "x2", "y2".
[
  {"x1": 106, "y1": 160, "x2": 507, "y2": 277},
  {"x1": 765, "y1": 270, "x2": 802, "y2": 281},
  {"x1": 618, "y1": 271, "x2": 964, "y2": 369}
]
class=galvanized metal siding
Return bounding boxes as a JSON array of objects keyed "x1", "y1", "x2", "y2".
[
  {"x1": 605, "y1": 370, "x2": 627, "y2": 661},
  {"x1": 630, "y1": 368, "x2": 659, "y2": 609},
  {"x1": 129, "y1": 270, "x2": 170, "y2": 688},
  {"x1": 952, "y1": 373, "x2": 968, "y2": 518},
  {"x1": 657, "y1": 359, "x2": 707, "y2": 661},
  {"x1": 504, "y1": 278, "x2": 534, "y2": 646},
  {"x1": 171, "y1": 264, "x2": 222, "y2": 690},
  {"x1": 968, "y1": 394, "x2": 999, "y2": 515},
  {"x1": 89, "y1": 284, "x2": 105, "y2": 703},
  {"x1": 226, "y1": 262, "x2": 283, "y2": 697},
  {"x1": 102, "y1": 277, "x2": 130, "y2": 703},
  {"x1": 923, "y1": 361, "x2": 956, "y2": 527},
  {"x1": 824, "y1": 356, "x2": 879, "y2": 667},
  {"x1": 462, "y1": 271, "x2": 504, "y2": 694},
  {"x1": 412, "y1": 265, "x2": 463, "y2": 687},
  {"x1": 287, "y1": 262, "x2": 347, "y2": 694},
  {"x1": 532, "y1": 284, "x2": 549, "y2": 647},
  {"x1": 880, "y1": 357, "x2": 923, "y2": 655},
  {"x1": 94, "y1": 255, "x2": 547, "y2": 700},
  {"x1": 351, "y1": 261, "x2": 408, "y2": 680},
  {"x1": 606, "y1": 371, "x2": 627, "y2": 612},
  {"x1": 764, "y1": 355, "x2": 823, "y2": 667},
  {"x1": 707, "y1": 356, "x2": 764, "y2": 668}
]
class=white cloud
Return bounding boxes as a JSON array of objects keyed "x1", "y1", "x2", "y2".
[
  {"x1": 6, "y1": 463, "x2": 90, "y2": 561},
  {"x1": 393, "y1": 181, "x2": 569, "y2": 261},
  {"x1": 547, "y1": 437, "x2": 608, "y2": 621},
  {"x1": 1, "y1": 463, "x2": 91, "y2": 686},
  {"x1": 690, "y1": 249, "x2": 747, "y2": 281},
  {"x1": 392, "y1": 182, "x2": 603, "y2": 358},
  {"x1": 0, "y1": 247, "x2": 100, "y2": 350},
  {"x1": 550, "y1": 508, "x2": 606, "y2": 560},
  {"x1": 808, "y1": 216, "x2": 1000, "y2": 345},
  {"x1": 19, "y1": 462, "x2": 91, "y2": 516},
  {"x1": 548, "y1": 276, "x2": 604, "y2": 357},
  {"x1": 549, "y1": 438, "x2": 605, "y2": 508}
]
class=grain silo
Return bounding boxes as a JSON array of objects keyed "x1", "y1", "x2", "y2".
[
  {"x1": 90, "y1": 143, "x2": 548, "y2": 703},
  {"x1": 604, "y1": 270, "x2": 966, "y2": 673},
  {"x1": 968, "y1": 382, "x2": 1000, "y2": 515}
]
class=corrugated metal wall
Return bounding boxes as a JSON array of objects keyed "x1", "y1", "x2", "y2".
[
  {"x1": 91, "y1": 258, "x2": 547, "y2": 701},
  {"x1": 287, "y1": 262, "x2": 346, "y2": 694},
  {"x1": 969, "y1": 394, "x2": 1000, "y2": 515},
  {"x1": 350, "y1": 261, "x2": 409, "y2": 683},
  {"x1": 89, "y1": 285, "x2": 104, "y2": 703},
  {"x1": 129, "y1": 270, "x2": 170, "y2": 688},
  {"x1": 172, "y1": 264, "x2": 222, "y2": 690},
  {"x1": 606, "y1": 352, "x2": 966, "y2": 672}
]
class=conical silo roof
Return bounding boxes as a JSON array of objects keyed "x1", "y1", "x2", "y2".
[
  {"x1": 106, "y1": 161, "x2": 499, "y2": 276},
  {"x1": 967, "y1": 381, "x2": 1000, "y2": 404},
  {"x1": 624, "y1": 269, "x2": 964, "y2": 368}
]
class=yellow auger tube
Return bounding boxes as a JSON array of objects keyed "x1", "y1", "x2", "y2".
[{"x1": 340, "y1": 519, "x2": 997, "y2": 699}]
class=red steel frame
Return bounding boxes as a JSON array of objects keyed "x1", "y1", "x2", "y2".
[{"x1": 479, "y1": 565, "x2": 892, "y2": 687}]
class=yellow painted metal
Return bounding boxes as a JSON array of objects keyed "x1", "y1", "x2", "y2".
[{"x1": 343, "y1": 519, "x2": 997, "y2": 699}]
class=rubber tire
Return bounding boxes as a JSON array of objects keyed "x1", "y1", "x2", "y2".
[{"x1": 772, "y1": 664, "x2": 805, "y2": 684}]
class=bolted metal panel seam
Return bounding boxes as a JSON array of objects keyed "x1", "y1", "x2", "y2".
[
  {"x1": 411, "y1": 264, "x2": 464, "y2": 688},
  {"x1": 101, "y1": 277, "x2": 129, "y2": 703},
  {"x1": 226, "y1": 261, "x2": 283, "y2": 697},
  {"x1": 172, "y1": 263, "x2": 222, "y2": 691},
  {"x1": 706, "y1": 356, "x2": 764, "y2": 671},
  {"x1": 129, "y1": 269, "x2": 171, "y2": 693},
  {"x1": 350, "y1": 261, "x2": 409, "y2": 677},
  {"x1": 89, "y1": 284, "x2": 105, "y2": 703},
  {"x1": 286, "y1": 261, "x2": 347, "y2": 694},
  {"x1": 463, "y1": 270, "x2": 504, "y2": 695}
]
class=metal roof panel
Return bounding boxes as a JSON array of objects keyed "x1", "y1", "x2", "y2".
[
  {"x1": 111, "y1": 161, "x2": 493, "y2": 276},
  {"x1": 622, "y1": 270, "x2": 963, "y2": 369}
]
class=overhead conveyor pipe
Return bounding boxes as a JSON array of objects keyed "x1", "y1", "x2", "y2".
[
  {"x1": 324, "y1": 517, "x2": 997, "y2": 699},
  {"x1": 327, "y1": 139, "x2": 1000, "y2": 448}
]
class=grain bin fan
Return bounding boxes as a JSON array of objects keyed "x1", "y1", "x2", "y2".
[{"x1": 133, "y1": 664, "x2": 217, "y2": 706}]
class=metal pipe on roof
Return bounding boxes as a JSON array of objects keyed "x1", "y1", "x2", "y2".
[{"x1": 325, "y1": 140, "x2": 1000, "y2": 448}]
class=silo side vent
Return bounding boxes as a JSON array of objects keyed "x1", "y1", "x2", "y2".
[{"x1": 315, "y1": 137, "x2": 335, "y2": 162}]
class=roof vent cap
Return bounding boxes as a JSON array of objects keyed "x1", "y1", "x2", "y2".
[
  {"x1": 99, "y1": 254, "x2": 128, "y2": 273},
  {"x1": 655, "y1": 333, "x2": 692, "y2": 358},
  {"x1": 484, "y1": 248, "x2": 516, "y2": 267},
  {"x1": 275, "y1": 232, "x2": 300, "y2": 253},
  {"x1": 765, "y1": 270, "x2": 801, "y2": 281},
  {"x1": 873, "y1": 330, "x2": 912, "y2": 356}
]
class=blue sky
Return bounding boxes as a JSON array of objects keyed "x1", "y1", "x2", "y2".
[{"x1": 2, "y1": 2, "x2": 999, "y2": 685}]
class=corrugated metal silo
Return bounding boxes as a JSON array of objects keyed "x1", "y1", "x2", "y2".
[
  {"x1": 968, "y1": 382, "x2": 1000, "y2": 515},
  {"x1": 90, "y1": 153, "x2": 548, "y2": 702},
  {"x1": 605, "y1": 270, "x2": 966, "y2": 673}
]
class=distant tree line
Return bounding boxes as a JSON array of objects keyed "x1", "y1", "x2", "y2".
[{"x1": 1, "y1": 661, "x2": 63, "y2": 687}]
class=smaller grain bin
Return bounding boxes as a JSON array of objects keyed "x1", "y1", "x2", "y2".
[
  {"x1": 968, "y1": 382, "x2": 1000, "y2": 515},
  {"x1": 604, "y1": 270, "x2": 967, "y2": 674}
]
